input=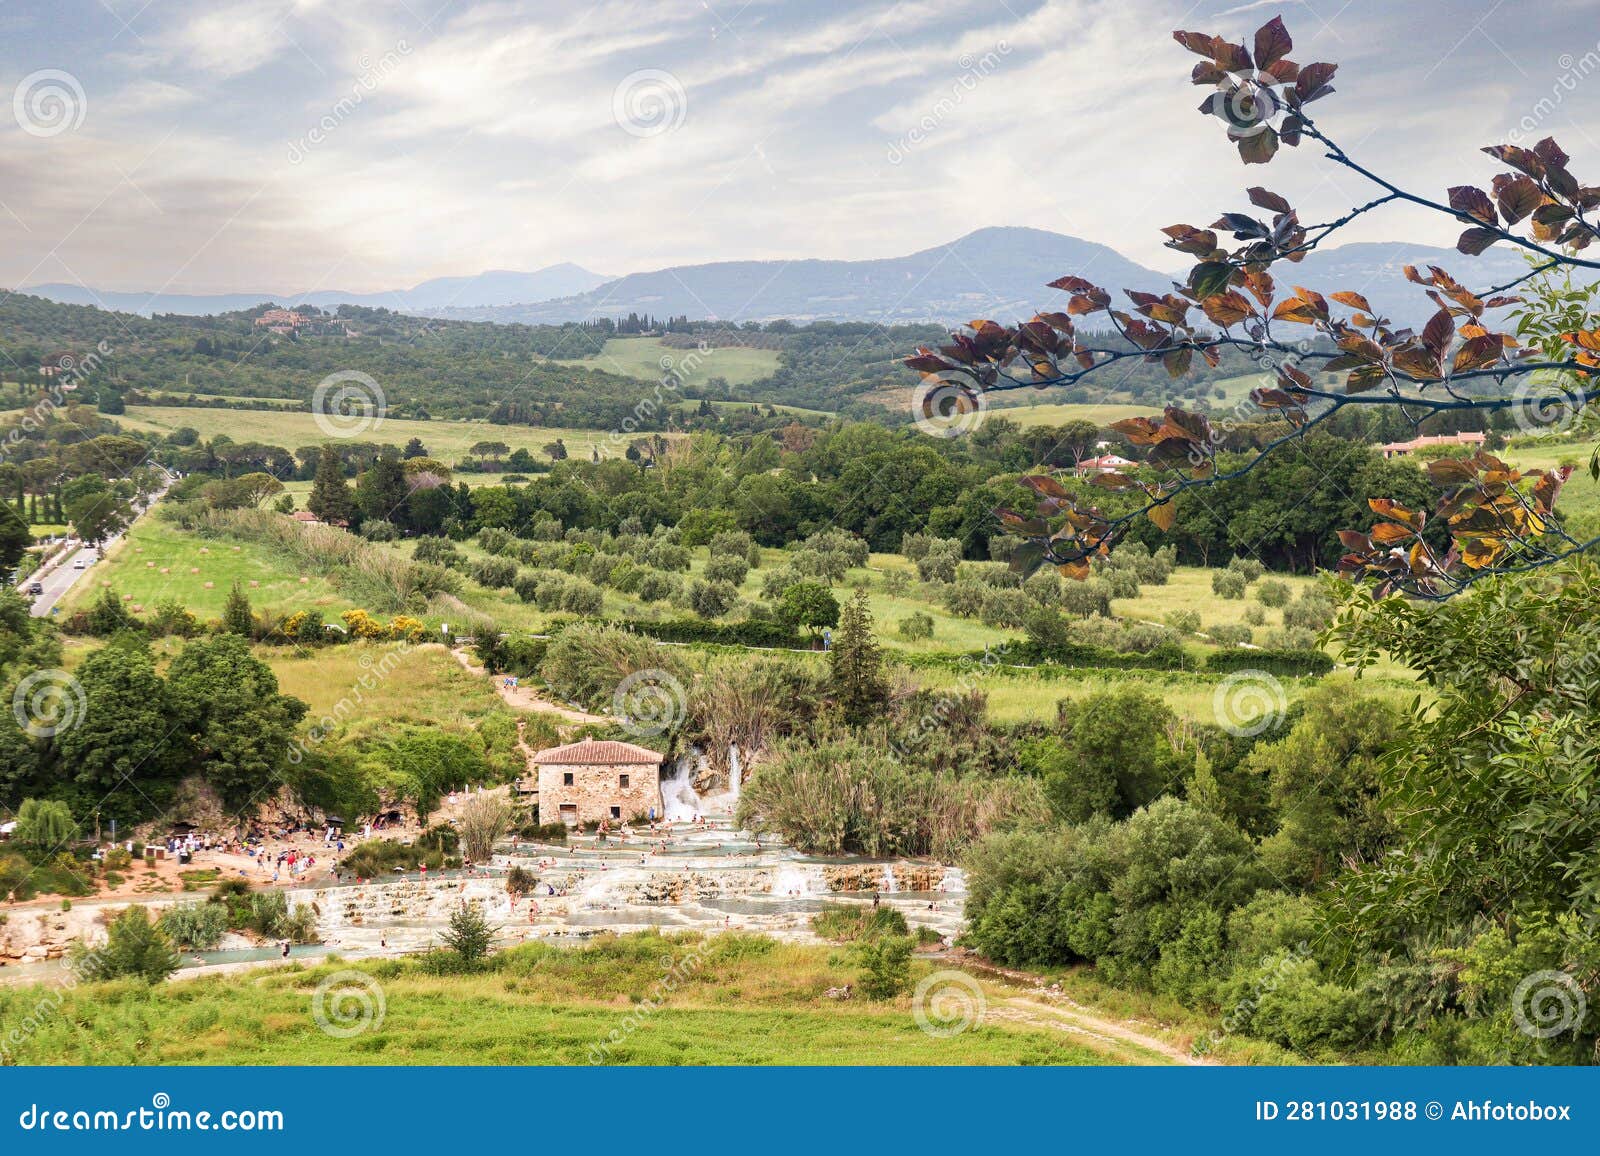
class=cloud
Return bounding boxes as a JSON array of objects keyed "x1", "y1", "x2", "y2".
[{"x1": 0, "y1": 0, "x2": 1595, "y2": 293}]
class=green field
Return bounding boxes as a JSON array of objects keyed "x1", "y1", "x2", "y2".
[
  {"x1": 560, "y1": 337, "x2": 782, "y2": 388},
  {"x1": 61, "y1": 521, "x2": 346, "y2": 620},
  {"x1": 115, "y1": 406, "x2": 639, "y2": 461},
  {"x1": 0, "y1": 936, "x2": 1126, "y2": 1065}
]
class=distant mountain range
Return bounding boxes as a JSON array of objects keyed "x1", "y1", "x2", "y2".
[
  {"x1": 22, "y1": 228, "x2": 1567, "y2": 328},
  {"x1": 24, "y1": 263, "x2": 610, "y2": 317}
]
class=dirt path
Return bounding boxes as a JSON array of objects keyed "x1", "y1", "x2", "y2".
[
  {"x1": 451, "y1": 648, "x2": 614, "y2": 724},
  {"x1": 960, "y1": 957, "x2": 1214, "y2": 1066}
]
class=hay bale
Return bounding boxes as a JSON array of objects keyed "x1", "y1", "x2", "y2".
[
  {"x1": 249, "y1": 580, "x2": 259, "y2": 588},
  {"x1": 203, "y1": 581, "x2": 214, "y2": 589}
]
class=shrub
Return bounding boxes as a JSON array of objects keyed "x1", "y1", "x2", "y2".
[
  {"x1": 439, "y1": 905, "x2": 497, "y2": 968},
  {"x1": 1212, "y1": 569, "x2": 1248, "y2": 599},
  {"x1": 1204, "y1": 647, "x2": 1333, "y2": 677},
  {"x1": 879, "y1": 570, "x2": 910, "y2": 596},
  {"x1": 471, "y1": 557, "x2": 518, "y2": 589},
  {"x1": 360, "y1": 519, "x2": 399, "y2": 542},
  {"x1": 477, "y1": 527, "x2": 512, "y2": 554},
  {"x1": 73, "y1": 907, "x2": 179, "y2": 983},
  {"x1": 1060, "y1": 578, "x2": 1113, "y2": 619},
  {"x1": 979, "y1": 587, "x2": 1032, "y2": 628},
  {"x1": 1165, "y1": 609, "x2": 1202, "y2": 634},
  {"x1": 703, "y1": 554, "x2": 749, "y2": 586},
  {"x1": 1209, "y1": 623, "x2": 1253, "y2": 647},
  {"x1": 1226, "y1": 556, "x2": 1265, "y2": 582},
  {"x1": 855, "y1": 935, "x2": 914, "y2": 999},
  {"x1": 915, "y1": 539, "x2": 962, "y2": 584},
  {"x1": 1256, "y1": 579, "x2": 1291, "y2": 608},
  {"x1": 812, "y1": 905, "x2": 910, "y2": 942},
  {"x1": 505, "y1": 865, "x2": 537, "y2": 896},
  {"x1": 158, "y1": 901, "x2": 229, "y2": 950},
  {"x1": 1243, "y1": 604, "x2": 1267, "y2": 626},
  {"x1": 413, "y1": 537, "x2": 461, "y2": 568},
  {"x1": 635, "y1": 570, "x2": 681, "y2": 603},
  {"x1": 1283, "y1": 589, "x2": 1335, "y2": 633},
  {"x1": 683, "y1": 579, "x2": 739, "y2": 620},
  {"x1": 644, "y1": 541, "x2": 690, "y2": 572},
  {"x1": 897, "y1": 612, "x2": 934, "y2": 640},
  {"x1": 939, "y1": 580, "x2": 987, "y2": 619},
  {"x1": 1023, "y1": 569, "x2": 1062, "y2": 605}
]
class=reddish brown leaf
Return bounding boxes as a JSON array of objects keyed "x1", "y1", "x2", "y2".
[
  {"x1": 1253, "y1": 16, "x2": 1292, "y2": 69},
  {"x1": 1247, "y1": 186, "x2": 1292, "y2": 214},
  {"x1": 1447, "y1": 185, "x2": 1497, "y2": 225}
]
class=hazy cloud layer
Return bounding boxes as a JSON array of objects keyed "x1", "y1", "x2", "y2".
[{"x1": 1, "y1": 0, "x2": 1595, "y2": 297}]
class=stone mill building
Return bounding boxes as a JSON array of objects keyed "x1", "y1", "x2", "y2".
[{"x1": 530, "y1": 737, "x2": 665, "y2": 826}]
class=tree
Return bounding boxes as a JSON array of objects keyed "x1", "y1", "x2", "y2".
[
  {"x1": 306, "y1": 445, "x2": 355, "y2": 526},
  {"x1": 439, "y1": 904, "x2": 497, "y2": 968},
  {"x1": 386, "y1": 728, "x2": 486, "y2": 822},
  {"x1": 830, "y1": 589, "x2": 887, "y2": 726},
  {"x1": 221, "y1": 581, "x2": 253, "y2": 637},
  {"x1": 237, "y1": 471, "x2": 284, "y2": 508},
  {"x1": 66, "y1": 488, "x2": 131, "y2": 547},
  {"x1": 458, "y1": 793, "x2": 511, "y2": 863},
  {"x1": 542, "y1": 438, "x2": 568, "y2": 462},
  {"x1": 402, "y1": 437, "x2": 429, "y2": 460},
  {"x1": 911, "y1": 14, "x2": 1600, "y2": 600},
  {"x1": 13, "y1": 798, "x2": 76, "y2": 853},
  {"x1": 470, "y1": 440, "x2": 511, "y2": 462},
  {"x1": 356, "y1": 450, "x2": 408, "y2": 528},
  {"x1": 778, "y1": 581, "x2": 840, "y2": 637},
  {"x1": 54, "y1": 641, "x2": 173, "y2": 800},
  {"x1": 164, "y1": 635, "x2": 308, "y2": 809},
  {"x1": 73, "y1": 906, "x2": 179, "y2": 984}
]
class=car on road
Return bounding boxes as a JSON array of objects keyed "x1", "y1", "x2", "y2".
[
  {"x1": 72, "y1": 557, "x2": 86, "y2": 569},
  {"x1": 26, "y1": 582, "x2": 43, "y2": 596}
]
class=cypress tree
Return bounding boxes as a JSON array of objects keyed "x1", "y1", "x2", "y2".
[
  {"x1": 307, "y1": 445, "x2": 355, "y2": 525},
  {"x1": 830, "y1": 589, "x2": 888, "y2": 727}
]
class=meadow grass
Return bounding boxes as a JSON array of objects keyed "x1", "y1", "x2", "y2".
[
  {"x1": 58, "y1": 519, "x2": 347, "y2": 620},
  {"x1": 0, "y1": 935, "x2": 1119, "y2": 1066},
  {"x1": 1110, "y1": 565, "x2": 1319, "y2": 633},
  {"x1": 558, "y1": 336, "x2": 782, "y2": 387},
  {"x1": 115, "y1": 406, "x2": 642, "y2": 461},
  {"x1": 261, "y1": 641, "x2": 502, "y2": 724}
]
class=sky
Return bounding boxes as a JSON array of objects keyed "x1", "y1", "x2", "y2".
[{"x1": 1, "y1": 0, "x2": 1598, "y2": 296}]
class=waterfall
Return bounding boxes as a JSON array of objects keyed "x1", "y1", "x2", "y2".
[
  {"x1": 727, "y1": 742, "x2": 742, "y2": 810},
  {"x1": 880, "y1": 864, "x2": 899, "y2": 894},
  {"x1": 771, "y1": 864, "x2": 821, "y2": 896},
  {"x1": 661, "y1": 753, "x2": 700, "y2": 823}
]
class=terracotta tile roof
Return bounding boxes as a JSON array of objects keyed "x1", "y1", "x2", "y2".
[{"x1": 531, "y1": 738, "x2": 664, "y2": 765}]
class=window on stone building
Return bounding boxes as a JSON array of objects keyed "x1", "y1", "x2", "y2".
[
  {"x1": 619, "y1": 773, "x2": 630, "y2": 788},
  {"x1": 609, "y1": 806, "x2": 621, "y2": 820},
  {"x1": 563, "y1": 772, "x2": 574, "y2": 786}
]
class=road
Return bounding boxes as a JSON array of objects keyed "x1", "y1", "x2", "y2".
[
  {"x1": 27, "y1": 541, "x2": 91, "y2": 618},
  {"x1": 19, "y1": 479, "x2": 171, "y2": 618}
]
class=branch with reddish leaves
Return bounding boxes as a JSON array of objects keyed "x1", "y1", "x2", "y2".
[{"x1": 905, "y1": 14, "x2": 1600, "y2": 599}]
